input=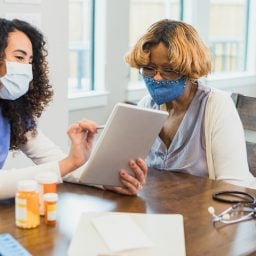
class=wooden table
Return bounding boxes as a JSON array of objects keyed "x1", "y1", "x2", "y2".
[{"x1": 1, "y1": 169, "x2": 256, "y2": 256}]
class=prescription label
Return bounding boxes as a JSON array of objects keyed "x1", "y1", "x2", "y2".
[
  {"x1": 15, "y1": 198, "x2": 27, "y2": 223},
  {"x1": 47, "y1": 204, "x2": 57, "y2": 221}
]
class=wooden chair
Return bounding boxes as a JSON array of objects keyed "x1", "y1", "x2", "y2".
[{"x1": 231, "y1": 93, "x2": 256, "y2": 176}]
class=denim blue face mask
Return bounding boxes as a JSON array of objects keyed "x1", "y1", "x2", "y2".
[{"x1": 143, "y1": 76, "x2": 187, "y2": 105}]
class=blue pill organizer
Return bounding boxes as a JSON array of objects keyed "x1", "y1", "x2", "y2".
[{"x1": 0, "y1": 233, "x2": 32, "y2": 256}]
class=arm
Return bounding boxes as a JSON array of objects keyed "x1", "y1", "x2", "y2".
[
  {"x1": 0, "y1": 120, "x2": 98, "y2": 199},
  {"x1": 205, "y1": 90, "x2": 256, "y2": 188},
  {"x1": 58, "y1": 121, "x2": 97, "y2": 177},
  {"x1": 0, "y1": 162, "x2": 61, "y2": 199},
  {"x1": 22, "y1": 121, "x2": 98, "y2": 177},
  {"x1": 20, "y1": 129, "x2": 66, "y2": 164}
]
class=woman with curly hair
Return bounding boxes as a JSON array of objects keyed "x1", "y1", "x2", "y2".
[{"x1": 0, "y1": 18, "x2": 147, "y2": 199}]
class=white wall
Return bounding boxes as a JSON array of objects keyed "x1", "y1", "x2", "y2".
[{"x1": 0, "y1": 0, "x2": 69, "y2": 168}]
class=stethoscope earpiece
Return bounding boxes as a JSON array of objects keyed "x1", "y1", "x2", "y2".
[{"x1": 208, "y1": 206, "x2": 215, "y2": 215}]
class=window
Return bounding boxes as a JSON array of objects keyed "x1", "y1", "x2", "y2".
[
  {"x1": 209, "y1": 0, "x2": 249, "y2": 73},
  {"x1": 128, "y1": 0, "x2": 183, "y2": 85},
  {"x1": 68, "y1": 0, "x2": 95, "y2": 96},
  {"x1": 66, "y1": 0, "x2": 256, "y2": 111}
]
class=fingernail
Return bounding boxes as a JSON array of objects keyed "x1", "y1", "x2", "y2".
[
  {"x1": 120, "y1": 170, "x2": 126, "y2": 176},
  {"x1": 130, "y1": 161, "x2": 135, "y2": 167}
]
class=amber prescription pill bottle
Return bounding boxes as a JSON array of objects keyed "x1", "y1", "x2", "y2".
[
  {"x1": 35, "y1": 172, "x2": 58, "y2": 215},
  {"x1": 43, "y1": 193, "x2": 58, "y2": 226},
  {"x1": 15, "y1": 180, "x2": 40, "y2": 229}
]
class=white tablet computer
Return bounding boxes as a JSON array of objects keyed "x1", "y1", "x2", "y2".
[{"x1": 78, "y1": 103, "x2": 168, "y2": 187}]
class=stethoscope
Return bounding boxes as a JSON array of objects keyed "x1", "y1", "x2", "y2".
[{"x1": 208, "y1": 191, "x2": 256, "y2": 225}]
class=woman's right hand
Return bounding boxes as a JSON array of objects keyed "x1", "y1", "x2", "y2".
[{"x1": 59, "y1": 120, "x2": 98, "y2": 176}]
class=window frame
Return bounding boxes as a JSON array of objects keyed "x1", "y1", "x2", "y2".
[
  {"x1": 205, "y1": 0, "x2": 256, "y2": 89},
  {"x1": 68, "y1": 0, "x2": 109, "y2": 110},
  {"x1": 68, "y1": 0, "x2": 96, "y2": 95}
]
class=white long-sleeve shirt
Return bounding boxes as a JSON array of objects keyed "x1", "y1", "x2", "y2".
[
  {"x1": 204, "y1": 89, "x2": 256, "y2": 189},
  {"x1": 0, "y1": 129, "x2": 65, "y2": 199}
]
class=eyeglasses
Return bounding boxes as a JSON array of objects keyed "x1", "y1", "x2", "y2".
[{"x1": 139, "y1": 66, "x2": 181, "y2": 80}]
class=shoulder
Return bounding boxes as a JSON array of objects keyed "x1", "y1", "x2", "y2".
[
  {"x1": 21, "y1": 128, "x2": 49, "y2": 149},
  {"x1": 205, "y1": 88, "x2": 236, "y2": 115},
  {"x1": 24, "y1": 129, "x2": 38, "y2": 139},
  {"x1": 207, "y1": 88, "x2": 233, "y2": 105},
  {"x1": 204, "y1": 87, "x2": 242, "y2": 134},
  {"x1": 205, "y1": 88, "x2": 243, "y2": 135}
]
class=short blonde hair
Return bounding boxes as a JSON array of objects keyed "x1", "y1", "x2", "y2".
[{"x1": 125, "y1": 19, "x2": 211, "y2": 80}]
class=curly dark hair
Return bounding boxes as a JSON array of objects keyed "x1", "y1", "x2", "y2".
[{"x1": 0, "y1": 18, "x2": 53, "y2": 150}]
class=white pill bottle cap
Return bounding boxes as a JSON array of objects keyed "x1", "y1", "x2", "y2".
[
  {"x1": 17, "y1": 180, "x2": 37, "y2": 192},
  {"x1": 35, "y1": 172, "x2": 58, "y2": 184}
]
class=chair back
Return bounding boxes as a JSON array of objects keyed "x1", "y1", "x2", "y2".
[{"x1": 231, "y1": 93, "x2": 256, "y2": 176}]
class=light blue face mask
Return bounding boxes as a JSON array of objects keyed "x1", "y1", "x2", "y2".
[
  {"x1": 0, "y1": 61, "x2": 33, "y2": 100},
  {"x1": 143, "y1": 76, "x2": 187, "y2": 105}
]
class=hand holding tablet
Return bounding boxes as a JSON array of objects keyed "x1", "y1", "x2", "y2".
[{"x1": 78, "y1": 103, "x2": 168, "y2": 187}]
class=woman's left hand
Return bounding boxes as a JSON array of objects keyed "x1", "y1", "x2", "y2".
[{"x1": 104, "y1": 158, "x2": 148, "y2": 195}]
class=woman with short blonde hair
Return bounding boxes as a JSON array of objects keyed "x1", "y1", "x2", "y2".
[
  {"x1": 125, "y1": 19, "x2": 256, "y2": 189},
  {"x1": 126, "y1": 19, "x2": 211, "y2": 81}
]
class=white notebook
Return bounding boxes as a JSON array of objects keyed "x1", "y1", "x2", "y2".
[
  {"x1": 68, "y1": 212, "x2": 186, "y2": 256},
  {"x1": 74, "y1": 103, "x2": 168, "y2": 187}
]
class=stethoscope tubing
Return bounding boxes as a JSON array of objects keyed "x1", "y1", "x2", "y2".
[
  {"x1": 212, "y1": 190, "x2": 256, "y2": 204},
  {"x1": 209, "y1": 191, "x2": 256, "y2": 225}
]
